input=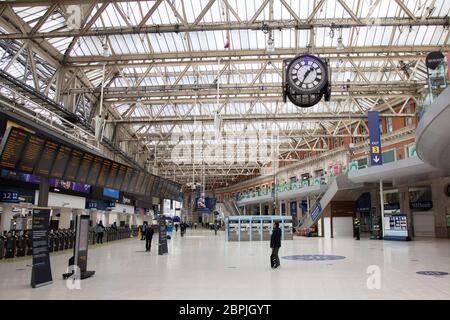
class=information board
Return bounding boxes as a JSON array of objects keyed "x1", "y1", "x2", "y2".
[
  {"x1": 51, "y1": 145, "x2": 72, "y2": 179},
  {"x1": 63, "y1": 149, "x2": 82, "y2": 181},
  {"x1": 18, "y1": 135, "x2": 45, "y2": 173},
  {"x1": 0, "y1": 127, "x2": 28, "y2": 170},
  {"x1": 31, "y1": 207, "x2": 52, "y2": 288},
  {"x1": 158, "y1": 216, "x2": 168, "y2": 255},
  {"x1": 106, "y1": 162, "x2": 119, "y2": 189},
  {"x1": 76, "y1": 153, "x2": 94, "y2": 183},
  {"x1": 86, "y1": 156, "x2": 102, "y2": 186},
  {"x1": 35, "y1": 140, "x2": 58, "y2": 176}
]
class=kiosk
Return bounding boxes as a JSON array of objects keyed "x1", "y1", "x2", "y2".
[{"x1": 225, "y1": 216, "x2": 293, "y2": 242}]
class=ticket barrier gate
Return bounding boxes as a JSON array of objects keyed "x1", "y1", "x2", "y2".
[
  {"x1": 63, "y1": 230, "x2": 70, "y2": 250},
  {"x1": 0, "y1": 235, "x2": 5, "y2": 260},
  {"x1": 58, "y1": 231, "x2": 65, "y2": 251},
  {"x1": 26, "y1": 232, "x2": 33, "y2": 255},
  {"x1": 4, "y1": 234, "x2": 16, "y2": 258},
  {"x1": 16, "y1": 235, "x2": 26, "y2": 257},
  {"x1": 48, "y1": 232, "x2": 54, "y2": 253},
  {"x1": 251, "y1": 224, "x2": 261, "y2": 240},
  {"x1": 53, "y1": 232, "x2": 60, "y2": 252}
]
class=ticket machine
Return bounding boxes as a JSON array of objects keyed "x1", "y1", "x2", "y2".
[
  {"x1": 228, "y1": 220, "x2": 239, "y2": 241},
  {"x1": 251, "y1": 219, "x2": 261, "y2": 240},
  {"x1": 240, "y1": 220, "x2": 250, "y2": 241},
  {"x1": 262, "y1": 219, "x2": 272, "y2": 240},
  {"x1": 283, "y1": 219, "x2": 293, "y2": 240}
]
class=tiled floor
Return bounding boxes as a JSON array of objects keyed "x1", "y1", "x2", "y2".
[{"x1": 1, "y1": 230, "x2": 449, "y2": 299}]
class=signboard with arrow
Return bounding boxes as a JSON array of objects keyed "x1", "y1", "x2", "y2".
[{"x1": 368, "y1": 111, "x2": 383, "y2": 166}]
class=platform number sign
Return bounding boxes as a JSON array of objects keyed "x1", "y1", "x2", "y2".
[
  {"x1": 368, "y1": 111, "x2": 383, "y2": 166},
  {"x1": 1, "y1": 192, "x2": 19, "y2": 202}
]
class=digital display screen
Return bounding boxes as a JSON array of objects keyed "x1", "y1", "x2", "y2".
[
  {"x1": 63, "y1": 149, "x2": 82, "y2": 181},
  {"x1": 103, "y1": 187, "x2": 119, "y2": 199},
  {"x1": 86, "y1": 156, "x2": 102, "y2": 186},
  {"x1": 96, "y1": 159, "x2": 111, "y2": 186},
  {"x1": 18, "y1": 135, "x2": 45, "y2": 173},
  {"x1": 51, "y1": 145, "x2": 72, "y2": 179},
  {"x1": 0, "y1": 127, "x2": 28, "y2": 170},
  {"x1": 35, "y1": 140, "x2": 58, "y2": 176},
  {"x1": 106, "y1": 162, "x2": 119, "y2": 188},
  {"x1": 76, "y1": 153, "x2": 93, "y2": 183},
  {"x1": 114, "y1": 164, "x2": 127, "y2": 190}
]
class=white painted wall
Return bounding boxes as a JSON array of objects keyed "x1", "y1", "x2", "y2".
[
  {"x1": 332, "y1": 217, "x2": 354, "y2": 238},
  {"x1": 113, "y1": 204, "x2": 135, "y2": 214},
  {"x1": 59, "y1": 207, "x2": 72, "y2": 229},
  {"x1": 413, "y1": 212, "x2": 435, "y2": 237}
]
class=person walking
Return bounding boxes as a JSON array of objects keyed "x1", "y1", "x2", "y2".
[
  {"x1": 141, "y1": 222, "x2": 147, "y2": 240},
  {"x1": 145, "y1": 225, "x2": 154, "y2": 252},
  {"x1": 270, "y1": 222, "x2": 282, "y2": 269},
  {"x1": 354, "y1": 217, "x2": 361, "y2": 240},
  {"x1": 175, "y1": 223, "x2": 179, "y2": 232},
  {"x1": 96, "y1": 220, "x2": 105, "y2": 244},
  {"x1": 111, "y1": 221, "x2": 118, "y2": 230},
  {"x1": 214, "y1": 222, "x2": 218, "y2": 236}
]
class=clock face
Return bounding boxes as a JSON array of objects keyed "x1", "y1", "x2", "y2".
[{"x1": 287, "y1": 55, "x2": 327, "y2": 94}]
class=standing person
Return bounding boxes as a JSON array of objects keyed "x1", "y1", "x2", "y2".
[
  {"x1": 214, "y1": 222, "x2": 218, "y2": 236},
  {"x1": 180, "y1": 222, "x2": 185, "y2": 237},
  {"x1": 270, "y1": 222, "x2": 282, "y2": 269},
  {"x1": 111, "y1": 221, "x2": 118, "y2": 230},
  {"x1": 175, "y1": 223, "x2": 179, "y2": 232},
  {"x1": 194, "y1": 223, "x2": 197, "y2": 230},
  {"x1": 145, "y1": 225, "x2": 154, "y2": 252},
  {"x1": 96, "y1": 220, "x2": 105, "y2": 244},
  {"x1": 141, "y1": 222, "x2": 147, "y2": 240}
]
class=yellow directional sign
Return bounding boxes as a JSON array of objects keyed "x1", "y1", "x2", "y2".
[{"x1": 371, "y1": 146, "x2": 380, "y2": 154}]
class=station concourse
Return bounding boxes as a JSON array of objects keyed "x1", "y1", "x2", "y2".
[{"x1": 0, "y1": 0, "x2": 449, "y2": 301}]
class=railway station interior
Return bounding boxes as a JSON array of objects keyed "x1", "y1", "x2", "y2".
[{"x1": 0, "y1": 0, "x2": 450, "y2": 300}]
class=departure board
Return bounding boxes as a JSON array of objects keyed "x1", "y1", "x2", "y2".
[
  {"x1": 0, "y1": 127, "x2": 28, "y2": 170},
  {"x1": 106, "y1": 162, "x2": 119, "y2": 188},
  {"x1": 122, "y1": 166, "x2": 134, "y2": 191},
  {"x1": 113, "y1": 164, "x2": 127, "y2": 190},
  {"x1": 86, "y1": 156, "x2": 102, "y2": 186},
  {"x1": 76, "y1": 153, "x2": 94, "y2": 183},
  {"x1": 18, "y1": 135, "x2": 45, "y2": 173},
  {"x1": 51, "y1": 145, "x2": 72, "y2": 179},
  {"x1": 35, "y1": 140, "x2": 58, "y2": 176},
  {"x1": 96, "y1": 159, "x2": 111, "y2": 187},
  {"x1": 63, "y1": 149, "x2": 82, "y2": 181}
]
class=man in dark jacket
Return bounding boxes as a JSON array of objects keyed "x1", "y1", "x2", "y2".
[
  {"x1": 270, "y1": 222, "x2": 282, "y2": 268},
  {"x1": 145, "y1": 225, "x2": 154, "y2": 252}
]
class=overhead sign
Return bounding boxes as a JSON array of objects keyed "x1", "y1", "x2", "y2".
[
  {"x1": 30, "y1": 207, "x2": 53, "y2": 288},
  {"x1": 368, "y1": 111, "x2": 383, "y2": 166},
  {"x1": 426, "y1": 51, "x2": 445, "y2": 70},
  {"x1": 0, "y1": 126, "x2": 181, "y2": 200},
  {"x1": 310, "y1": 202, "x2": 322, "y2": 222}
]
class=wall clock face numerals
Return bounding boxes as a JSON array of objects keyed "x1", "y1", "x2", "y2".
[{"x1": 287, "y1": 55, "x2": 327, "y2": 95}]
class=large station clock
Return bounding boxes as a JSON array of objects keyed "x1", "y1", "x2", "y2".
[{"x1": 283, "y1": 54, "x2": 331, "y2": 108}]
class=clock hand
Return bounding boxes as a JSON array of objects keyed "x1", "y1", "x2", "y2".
[{"x1": 299, "y1": 66, "x2": 315, "y2": 87}]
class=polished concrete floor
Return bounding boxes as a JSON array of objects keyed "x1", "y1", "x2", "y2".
[{"x1": 1, "y1": 230, "x2": 450, "y2": 299}]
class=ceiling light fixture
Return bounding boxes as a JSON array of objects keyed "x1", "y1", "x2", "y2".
[
  {"x1": 336, "y1": 28, "x2": 345, "y2": 51},
  {"x1": 267, "y1": 32, "x2": 275, "y2": 52},
  {"x1": 101, "y1": 42, "x2": 110, "y2": 57}
]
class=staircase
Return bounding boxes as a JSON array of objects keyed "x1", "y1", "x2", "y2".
[
  {"x1": 297, "y1": 173, "x2": 365, "y2": 230},
  {"x1": 218, "y1": 198, "x2": 242, "y2": 216}
]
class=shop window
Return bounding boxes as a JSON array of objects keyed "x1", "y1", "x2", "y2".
[
  {"x1": 406, "y1": 143, "x2": 416, "y2": 158},
  {"x1": 383, "y1": 190, "x2": 400, "y2": 213},
  {"x1": 382, "y1": 149, "x2": 395, "y2": 163}
]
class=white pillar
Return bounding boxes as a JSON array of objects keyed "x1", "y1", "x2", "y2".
[{"x1": 259, "y1": 203, "x2": 262, "y2": 215}]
